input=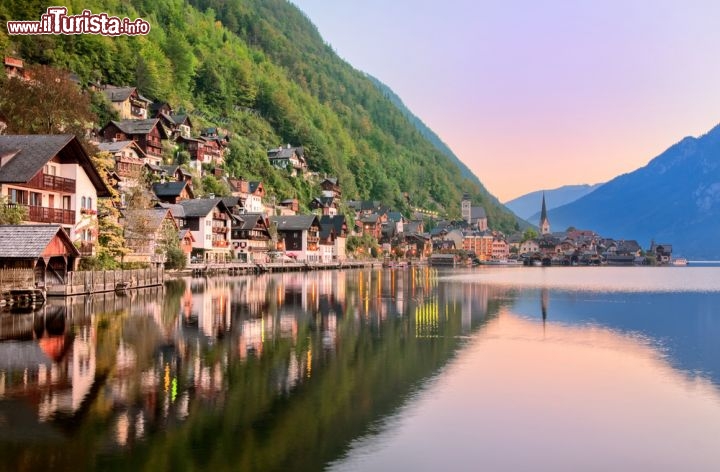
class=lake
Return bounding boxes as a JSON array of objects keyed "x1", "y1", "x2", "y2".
[{"x1": 1, "y1": 266, "x2": 720, "y2": 471}]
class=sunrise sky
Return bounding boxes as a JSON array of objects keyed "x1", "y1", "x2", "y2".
[{"x1": 291, "y1": 0, "x2": 720, "y2": 201}]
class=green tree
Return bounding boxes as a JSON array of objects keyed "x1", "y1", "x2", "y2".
[
  {"x1": 522, "y1": 228, "x2": 539, "y2": 242},
  {"x1": 0, "y1": 195, "x2": 28, "y2": 224}
]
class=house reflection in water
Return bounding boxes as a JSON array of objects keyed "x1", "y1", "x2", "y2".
[{"x1": 0, "y1": 268, "x2": 500, "y2": 459}]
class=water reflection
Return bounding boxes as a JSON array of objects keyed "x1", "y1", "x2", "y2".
[
  {"x1": 0, "y1": 268, "x2": 502, "y2": 470},
  {"x1": 3, "y1": 267, "x2": 720, "y2": 470}
]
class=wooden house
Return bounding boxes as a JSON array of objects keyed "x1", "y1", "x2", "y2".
[{"x1": 99, "y1": 119, "x2": 168, "y2": 165}]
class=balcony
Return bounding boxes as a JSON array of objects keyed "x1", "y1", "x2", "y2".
[
  {"x1": 25, "y1": 173, "x2": 76, "y2": 193},
  {"x1": 212, "y1": 226, "x2": 229, "y2": 234},
  {"x1": 6, "y1": 204, "x2": 75, "y2": 225},
  {"x1": 212, "y1": 239, "x2": 229, "y2": 248},
  {"x1": 77, "y1": 241, "x2": 95, "y2": 256}
]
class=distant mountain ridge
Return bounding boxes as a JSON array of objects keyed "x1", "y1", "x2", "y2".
[
  {"x1": 505, "y1": 184, "x2": 602, "y2": 221},
  {"x1": 547, "y1": 123, "x2": 720, "y2": 259}
]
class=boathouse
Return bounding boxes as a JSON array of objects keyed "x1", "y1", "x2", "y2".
[{"x1": 0, "y1": 225, "x2": 79, "y2": 289}]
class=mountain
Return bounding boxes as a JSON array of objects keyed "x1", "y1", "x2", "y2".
[
  {"x1": 505, "y1": 184, "x2": 602, "y2": 221},
  {"x1": 366, "y1": 74, "x2": 525, "y2": 228},
  {"x1": 0, "y1": 0, "x2": 520, "y2": 232},
  {"x1": 547, "y1": 124, "x2": 720, "y2": 259}
]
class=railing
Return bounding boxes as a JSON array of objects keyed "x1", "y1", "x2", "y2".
[
  {"x1": 212, "y1": 239, "x2": 229, "y2": 248},
  {"x1": 24, "y1": 205, "x2": 75, "y2": 224},
  {"x1": 80, "y1": 208, "x2": 97, "y2": 216},
  {"x1": 212, "y1": 226, "x2": 229, "y2": 234},
  {"x1": 25, "y1": 172, "x2": 76, "y2": 193}
]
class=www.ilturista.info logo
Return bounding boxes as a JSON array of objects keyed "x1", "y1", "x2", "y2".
[{"x1": 6, "y1": 7, "x2": 150, "y2": 36}]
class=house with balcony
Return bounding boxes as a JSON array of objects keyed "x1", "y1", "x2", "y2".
[
  {"x1": 0, "y1": 135, "x2": 110, "y2": 256},
  {"x1": 267, "y1": 145, "x2": 307, "y2": 176},
  {"x1": 99, "y1": 119, "x2": 168, "y2": 166},
  {"x1": 96, "y1": 140, "x2": 146, "y2": 191},
  {"x1": 231, "y1": 213, "x2": 271, "y2": 263},
  {"x1": 309, "y1": 196, "x2": 338, "y2": 216},
  {"x1": 178, "y1": 198, "x2": 233, "y2": 263},
  {"x1": 269, "y1": 215, "x2": 321, "y2": 262},
  {"x1": 101, "y1": 85, "x2": 152, "y2": 120}
]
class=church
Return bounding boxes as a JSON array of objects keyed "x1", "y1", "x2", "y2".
[{"x1": 461, "y1": 194, "x2": 488, "y2": 231}]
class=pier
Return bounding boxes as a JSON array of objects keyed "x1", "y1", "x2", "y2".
[{"x1": 186, "y1": 259, "x2": 378, "y2": 277}]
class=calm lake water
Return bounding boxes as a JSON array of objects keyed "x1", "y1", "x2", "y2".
[{"x1": 2, "y1": 266, "x2": 720, "y2": 471}]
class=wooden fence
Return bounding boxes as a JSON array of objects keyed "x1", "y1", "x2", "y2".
[
  {"x1": 46, "y1": 267, "x2": 164, "y2": 297},
  {"x1": 0, "y1": 268, "x2": 35, "y2": 292}
]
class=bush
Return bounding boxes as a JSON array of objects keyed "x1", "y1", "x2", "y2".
[{"x1": 165, "y1": 247, "x2": 187, "y2": 270}]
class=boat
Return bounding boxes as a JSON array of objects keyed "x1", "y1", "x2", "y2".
[{"x1": 671, "y1": 258, "x2": 688, "y2": 266}]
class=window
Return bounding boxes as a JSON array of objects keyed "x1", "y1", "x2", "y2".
[
  {"x1": 81, "y1": 197, "x2": 86, "y2": 209},
  {"x1": 87, "y1": 197, "x2": 92, "y2": 209},
  {"x1": 29, "y1": 192, "x2": 42, "y2": 206},
  {"x1": 8, "y1": 188, "x2": 28, "y2": 204}
]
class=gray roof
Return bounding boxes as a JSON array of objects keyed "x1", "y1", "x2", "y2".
[
  {"x1": 108, "y1": 119, "x2": 162, "y2": 136},
  {"x1": 121, "y1": 208, "x2": 172, "y2": 236},
  {"x1": 97, "y1": 140, "x2": 141, "y2": 154},
  {"x1": 470, "y1": 206, "x2": 487, "y2": 220},
  {"x1": 152, "y1": 181, "x2": 190, "y2": 198},
  {"x1": 0, "y1": 135, "x2": 110, "y2": 196},
  {"x1": 268, "y1": 146, "x2": 304, "y2": 159},
  {"x1": 321, "y1": 177, "x2": 338, "y2": 185},
  {"x1": 236, "y1": 213, "x2": 266, "y2": 231},
  {"x1": 160, "y1": 165, "x2": 192, "y2": 178},
  {"x1": 319, "y1": 215, "x2": 346, "y2": 239},
  {"x1": 102, "y1": 86, "x2": 136, "y2": 102},
  {"x1": 270, "y1": 215, "x2": 320, "y2": 231},
  {"x1": 387, "y1": 212, "x2": 404, "y2": 222},
  {"x1": 157, "y1": 202, "x2": 185, "y2": 219},
  {"x1": 179, "y1": 198, "x2": 230, "y2": 218},
  {"x1": 248, "y1": 181, "x2": 262, "y2": 194},
  {"x1": 0, "y1": 225, "x2": 79, "y2": 259}
]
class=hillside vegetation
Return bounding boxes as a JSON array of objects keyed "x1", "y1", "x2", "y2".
[{"x1": 0, "y1": 0, "x2": 519, "y2": 232}]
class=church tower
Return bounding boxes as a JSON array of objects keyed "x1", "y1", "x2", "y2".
[
  {"x1": 461, "y1": 193, "x2": 472, "y2": 224},
  {"x1": 540, "y1": 192, "x2": 551, "y2": 235}
]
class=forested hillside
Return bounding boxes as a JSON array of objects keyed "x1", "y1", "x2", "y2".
[{"x1": 0, "y1": 0, "x2": 519, "y2": 232}]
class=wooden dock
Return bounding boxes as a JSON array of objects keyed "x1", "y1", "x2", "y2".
[{"x1": 186, "y1": 260, "x2": 380, "y2": 277}]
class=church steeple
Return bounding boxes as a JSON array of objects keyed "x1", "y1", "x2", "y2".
[{"x1": 540, "y1": 192, "x2": 550, "y2": 235}]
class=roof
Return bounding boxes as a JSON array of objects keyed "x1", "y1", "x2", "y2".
[
  {"x1": 268, "y1": 146, "x2": 304, "y2": 159},
  {"x1": 170, "y1": 114, "x2": 191, "y2": 127},
  {"x1": 269, "y1": 215, "x2": 320, "y2": 231},
  {"x1": 360, "y1": 214, "x2": 380, "y2": 224},
  {"x1": 159, "y1": 164, "x2": 192, "y2": 178},
  {"x1": 0, "y1": 225, "x2": 79, "y2": 258},
  {"x1": 122, "y1": 208, "x2": 174, "y2": 236},
  {"x1": 470, "y1": 206, "x2": 487, "y2": 220},
  {"x1": 152, "y1": 181, "x2": 190, "y2": 198},
  {"x1": 319, "y1": 215, "x2": 346, "y2": 239},
  {"x1": 0, "y1": 134, "x2": 110, "y2": 196},
  {"x1": 248, "y1": 181, "x2": 262, "y2": 194},
  {"x1": 321, "y1": 177, "x2": 338, "y2": 185},
  {"x1": 96, "y1": 140, "x2": 146, "y2": 157},
  {"x1": 102, "y1": 86, "x2": 136, "y2": 103},
  {"x1": 156, "y1": 202, "x2": 185, "y2": 218},
  {"x1": 235, "y1": 213, "x2": 266, "y2": 230},
  {"x1": 221, "y1": 196, "x2": 241, "y2": 209},
  {"x1": 179, "y1": 229, "x2": 195, "y2": 242},
  {"x1": 105, "y1": 119, "x2": 163, "y2": 136},
  {"x1": 387, "y1": 212, "x2": 404, "y2": 222},
  {"x1": 179, "y1": 198, "x2": 230, "y2": 218}
]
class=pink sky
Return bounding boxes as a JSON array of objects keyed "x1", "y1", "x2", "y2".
[{"x1": 291, "y1": 0, "x2": 720, "y2": 201}]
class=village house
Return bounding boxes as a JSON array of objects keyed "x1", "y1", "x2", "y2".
[
  {"x1": 96, "y1": 140, "x2": 146, "y2": 192},
  {"x1": 179, "y1": 198, "x2": 234, "y2": 263},
  {"x1": 99, "y1": 119, "x2": 168, "y2": 165},
  {"x1": 267, "y1": 145, "x2": 308, "y2": 175},
  {"x1": 358, "y1": 212, "x2": 388, "y2": 240},
  {"x1": 309, "y1": 196, "x2": 338, "y2": 216},
  {"x1": 319, "y1": 215, "x2": 348, "y2": 262},
  {"x1": 463, "y1": 231, "x2": 495, "y2": 260},
  {"x1": 519, "y1": 239, "x2": 540, "y2": 255},
  {"x1": 227, "y1": 178, "x2": 265, "y2": 213},
  {"x1": 269, "y1": 215, "x2": 321, "y2": 262},
  {"x1": 278, "y1": 198, "x2": 299, "y2": 215},
  {"x1": 230, "y1": 213, "x2": 271, "y2": 263},
  {"x1": 157, "y1": 111, "x2": 193, "y2": 139},
  {"x1": 101, "y1": 85, "x2": 152, "y2": 120},
  {"x1": 120, "y1": 207, "x2": 178, "y2": 267},
  {"x1": 159, "y1": 165, "x2": 194, "y2": 185},
  {"x1": 320, "y1": 177, "x2": 342, "y2": 198},
  {"x1": 0, "y1": 135, "x2": 111, "y2": 257},
  {"x1": 152, "y1": 181, "x2": 194, "y2": 204}
]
